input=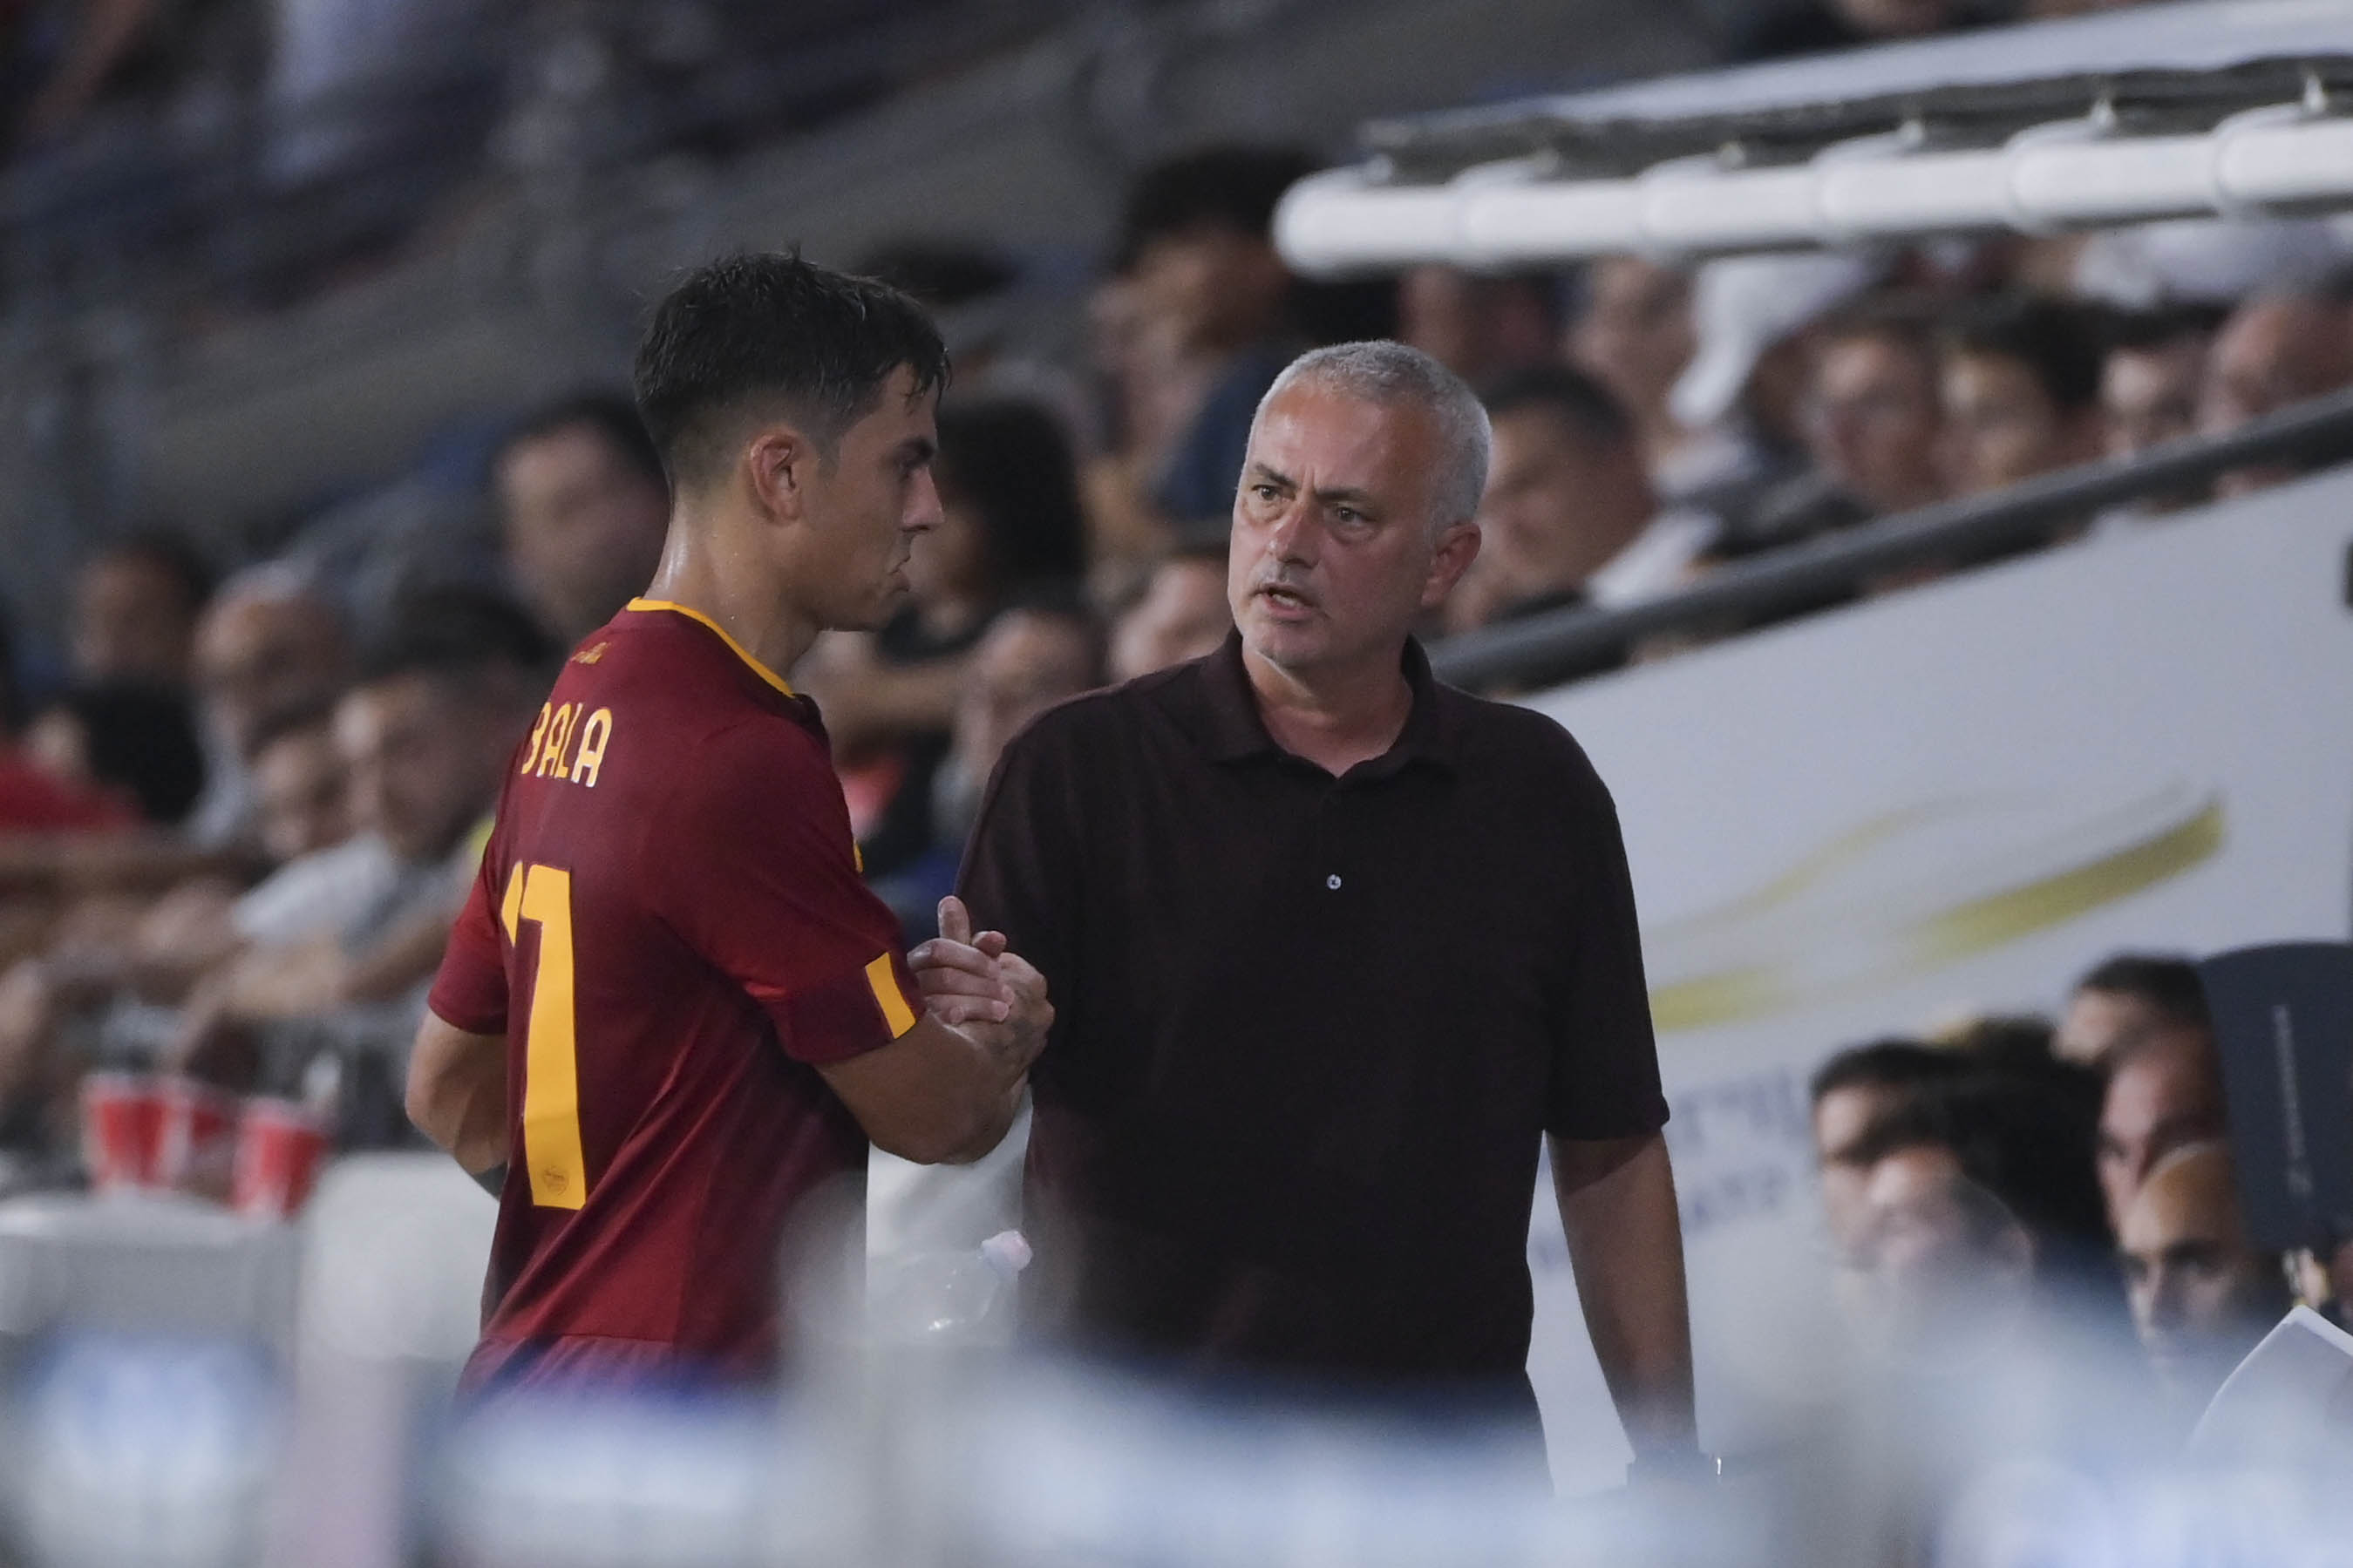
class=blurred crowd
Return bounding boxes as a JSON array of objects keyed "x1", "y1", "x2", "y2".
[
  {"x1": 1810, "y1": 954, "x2": 2286, "y2": 1438},
  {"x1": 0, "y1": 126, "x2": 2348, "y2": 1200}
]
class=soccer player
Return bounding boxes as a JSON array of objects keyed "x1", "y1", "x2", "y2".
[{"x1": 406, "y1": 255, "x2": 1050, "y2": 1394}]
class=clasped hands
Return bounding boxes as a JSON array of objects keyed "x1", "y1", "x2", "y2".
[{"x1": 908, "y1": 895, "x2": 1051, "y2": 1083}]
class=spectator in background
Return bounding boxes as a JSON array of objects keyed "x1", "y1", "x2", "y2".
[
  {"x1": 1397, "y1": 266, "x2": 1561, "y2": 390},
  {"x1": 1935, "y1": 295, "x2": 2107, "y2": 498},
  {"x1": 1670, "y1": 252, "x2": 1879, "y2": 527},
  {"x1": 2098, "y1": 303, "x2": 2227, "y2": 522},
  {"x1": 2117, "y1": 1142, "x2": 2287, "y2": 1415},
  {"x1": 799, "y1": 395, "x2": 1088, "y2": 874},
  {"x1": 1120, "y1": 146, "x2": 1315, "y2": 535},
  {"x1": 61, "y1": 709, "x2": 350, "y2": 1008},
  {"x1": 22, "y1": 682, "x2": 205, "y2": 826},
  {"x1": 1568, "y1": 256, "x2": 1704, "y2": 496},
  {"x1": 1453, "y1": 364, "x2": 1713, "y2": 635},
  {"x1": 493, "y1": 395, "x2": 671, "y2": 649},
  {"x1": 180, "y1": 588, "x2": 547, "y2": 1056},
  {"x1": 2200, "y1": 285, "x2": 2353, "y2": 497},
  {"x1": 1740, "y1": 298, "x2": 1946, "y2": 554},
  {"x1": 246, "y1": 709, "x2": 349, "y2": 862},
  {"x1": 2056, "y1": 951, "x2": 2210, "y2": 1065},
  {"x1": 2097, "y1": 1027, "x2": 2227, "y2": 1231},
  {"x1": 877, "y1": 601, "x2": 1106, "y2": 937},
  {"x1": 2104, "y1": 304, "x2": 2224, "y2": 464},
  {"x1": 1840, "y1": 1072, "x2": 2123, "y2": 1358},
  {"x1": 1110, "y1": 536, "x2": 1231, "y2": 684},
  {"x1": 68, "y1": 531, "x2": 213, "y2": 688},
  {"x1": 183, "y1": 568, "x2": 350, "y2": 853},
  {"x1": 1811, "y1": 1038, "x2": 1972, "y2": 1257}
]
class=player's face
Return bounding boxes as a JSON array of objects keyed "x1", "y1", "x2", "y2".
[
  {"x1": 799, "y1": 365, "x2": 944, "y2": 631},
  {"x1": 1229, "y1": 381, "x2": 1477, "y2": 678}
]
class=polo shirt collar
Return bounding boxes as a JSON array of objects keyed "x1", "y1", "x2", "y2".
[{"x1": 1189, "y1": 630, "x2": 1458, "y2": 777}]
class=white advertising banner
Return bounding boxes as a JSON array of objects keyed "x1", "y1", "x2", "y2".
[{"x1": 1522, "y1": 470, "x2": 2353, "y2": 1488}]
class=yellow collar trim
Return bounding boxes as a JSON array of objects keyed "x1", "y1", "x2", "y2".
[{"x1": 626, "y1": 598, "x2": 796, "y2": 697}]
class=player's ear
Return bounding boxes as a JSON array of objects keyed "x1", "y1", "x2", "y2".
[{"x1": 744, "y1": 423, "x2": 814, "y2": 523}]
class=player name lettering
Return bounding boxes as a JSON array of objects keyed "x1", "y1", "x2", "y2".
[{"x1": 520, "y1": 703, "x2": 615, "y2": 787}]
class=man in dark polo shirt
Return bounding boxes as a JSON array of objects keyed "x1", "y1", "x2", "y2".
[{"x1": 953, "y1": 339, "x2": 1697, "y2": 1477}]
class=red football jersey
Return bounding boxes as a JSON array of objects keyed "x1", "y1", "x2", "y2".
[{"x1": 427, "y1": 598, "x2": 923, "y2": 1388}]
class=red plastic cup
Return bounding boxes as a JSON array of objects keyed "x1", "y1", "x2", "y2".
[
  {"x1": 232, "y1": 1098, "x2": 330, "y2": 1220},
  {"x1": 154, "y1": 1076, "x2": 239, "y2": 1198},
  {"x1": 82, "y1": 1071, "x2": 166, "y2": 1193}
]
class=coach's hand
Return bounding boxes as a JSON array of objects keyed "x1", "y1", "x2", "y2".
[{"x1": 910, "y1": 896, "x2": 1051, "y2": 1077}]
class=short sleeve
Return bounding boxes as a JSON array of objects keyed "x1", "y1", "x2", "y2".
[
  {"x1": 428, "y1": 846, "x2": 510, "y2": 1035},
  {"x1": 655, "y1": 720, "x2": 922, "y2": 1067},
  {"x1": 1545, "y1": 741, "x2": 1670, "y2": 1141}
]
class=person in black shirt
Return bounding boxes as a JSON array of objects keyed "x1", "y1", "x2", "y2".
[{"x1": 934, "y1": 339, "x2": 1697, "y2": 1483}]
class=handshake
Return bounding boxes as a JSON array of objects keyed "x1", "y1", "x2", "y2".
[{"x1": 908, "y1": 895, "x2": 1052, "y2": 1086}]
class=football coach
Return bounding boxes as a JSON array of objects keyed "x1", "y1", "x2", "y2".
[{"x1": 948, "y1": 339, "x2": 1697, "y2": 1482}]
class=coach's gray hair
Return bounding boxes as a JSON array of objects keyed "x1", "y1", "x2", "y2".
[{"x1": 1256, "y1": 341, "x2": 1493, "y2": 533}]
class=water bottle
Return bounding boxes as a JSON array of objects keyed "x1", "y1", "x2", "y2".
[{"x1": 867, "y1": 1229, "x2": 1032, "y2": 1347}]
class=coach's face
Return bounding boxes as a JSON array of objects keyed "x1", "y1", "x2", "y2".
[
  {"x1": 1230, "y1": 382, "x2": 1477, "y2": 675},
  {"x1": 793, "y1": 364, "x2": 944, "y2": 630}
]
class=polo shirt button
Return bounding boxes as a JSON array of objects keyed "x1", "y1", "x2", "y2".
[{"x1": 1325, "y1": 873, "x2": 1343, "y2": 890}]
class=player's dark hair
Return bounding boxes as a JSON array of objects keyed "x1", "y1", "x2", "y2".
[
  {"x1": 934, "y1": 397, "x2": 1088, "y2": 592},
  {"x1": 359, "y1": 587, "x2": 555, "y2": 689},
  {"x1": 1942, "y1": 294, "x2": 2106, "y2": 413},
  {"x1": 632, "y1": 253, "x2": 949, "y2": 489},
  {"x1": 500, "y1": 393, "x2": 667, "y2": 492},
  {"x1": 2074, "y1": 952, "x2": 2211, "y2": 1030},
  {"x1": 1808, "y1": 1036, "x2": 1969, "y2": 1108},
  {"x1": 1114, "y1": 145, "x2": 1317, "y2": 269},
  {"x1": 1481, "y1": 362, "x2": 1636, "y2": 449}
]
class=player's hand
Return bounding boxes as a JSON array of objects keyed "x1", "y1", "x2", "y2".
[
  {"x1": 908, "y1": 896, "x2": 1014, "y2": 1027},
  {"x1": 990, "y1": 947, "x2": 1052, "y2": 1076},
  {"x1": 911, "y1": 897, "x2": 1051, "y2": 1078}
]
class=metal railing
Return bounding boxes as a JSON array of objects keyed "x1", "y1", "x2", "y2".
[{"x1": 1429, "y1": 384, "x2": 2353, "y2": 692}]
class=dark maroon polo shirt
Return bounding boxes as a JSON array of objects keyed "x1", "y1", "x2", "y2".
[{"x1": 959, "y1": 631, "x2": 1666, "y2": 1386}]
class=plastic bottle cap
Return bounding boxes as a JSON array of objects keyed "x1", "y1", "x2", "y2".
[{"x1": 979, "y1": 1230, "x2": 1033, "y2": 1279}]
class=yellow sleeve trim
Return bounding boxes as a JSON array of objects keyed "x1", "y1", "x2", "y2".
[
  {"x1": 864, "y1": 954, "x2": 919, "y2": 1039},
  {"x1": 626, "y1": 598, "x2": 797, "y2": 698}
]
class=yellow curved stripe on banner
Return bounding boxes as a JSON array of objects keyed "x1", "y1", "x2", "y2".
[
  {"x1": 1648, "y1": 796, "x2": 2226, "y2": 1033},
  {"x1": 1667, "y1": 804, "x2": 1957, "y2": 933},
  {"x1": 1912, "y1": 797, "x2": 2226, "y2": 963}
]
